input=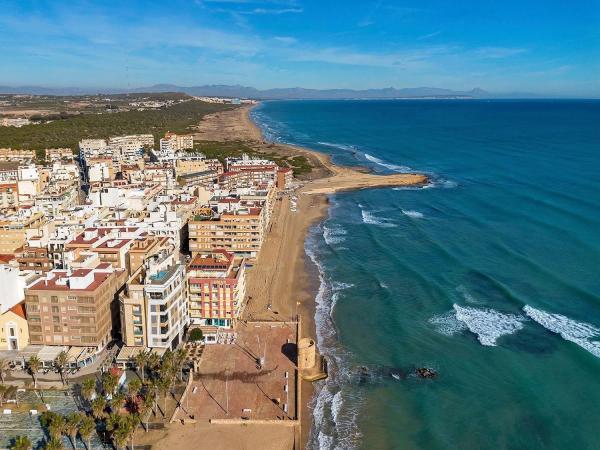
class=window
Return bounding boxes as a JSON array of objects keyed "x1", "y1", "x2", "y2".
[
  {"x1": 51, "y1": 296, "x2": 59, "y2": 303},
  {"x1": 51, "y1": 306, "x2": 59, "y2": 313}
]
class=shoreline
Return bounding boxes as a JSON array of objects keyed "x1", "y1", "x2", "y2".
[
  {"x1": 241, "y1": 104, "x2": 426, "y2": 449},
  {"x1": 186, "y1": 103, "x2": 428, "y2": 449}
]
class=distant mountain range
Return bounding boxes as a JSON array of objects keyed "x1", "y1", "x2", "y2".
[{"x1": 0, "y1": 84, "x2": 545, "y2": 99}]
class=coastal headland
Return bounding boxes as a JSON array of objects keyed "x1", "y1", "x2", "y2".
[{"x1": 143, "y1": 104, "x2": 427, "y2": 450}]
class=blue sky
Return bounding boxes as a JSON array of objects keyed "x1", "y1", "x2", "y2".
[{"x1": 1, "y1": 0, "x2": 599, "y2": 96}]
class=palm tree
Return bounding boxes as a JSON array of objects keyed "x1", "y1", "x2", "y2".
[
  {"x1": 0, "y1": 385, "x2": 6, "y2": 406},
  {"x1": 43, "y1": 438, "x2": 64, "y2": 450},
  {"x1": 127, "y1": 379, "x2": 141, "y2": 399},
  {"x1": 127, "y1": 414, "x2": 141, "y2": 450},
  {"x1": 55, "y1": 351, "x2": 69, "y2": 386},
  {"x1": 111, "y1": 391, "x2": 126, "y2": 412},
  {"x1": 138, "y1": 398, "x2": 151, "y2": 432},
  {"x1": 101, "y1": 372, "x2": 118, "y2": 397},
  {"x1": 27, "y1": 356, "x2": 42, "y2": 388},
  {"x1": 0, "y1": 357, "x2": 11, "y2": 383},
  {"x1": 47, "y1": 414, "x2": 66, "y2": 441},
  {"x1": 147, "y1": 352, "x2": 160, "y2": 379},
  {"x1": 174, "y1": 348, "x2": 187, "y2": 382},
  {"x1": 90, "y1": 396, "x2": 107, "y2": 420},
  {"x1": 157, "y1": 377, "x2": 170, "y2": 416},
  {"x1": 64, "y1": 413, "x2": 81, "y2": 449},
  {"x1": 77, "y1": 414, "x2": 95, "y2": 450},
  {"x1": 9, "y1": 435, "x2": 32, "y2": 450},
  {"x1": 5, "y1": 385, "x2": 18, "y2": 406},
  {"x1": 80, "y1": 378, "x2": 96, "y2": 406},
  {"x1": 113, "y1": 426, "x2": 130, "y2": 450},
  {"x1": 134, "y1": 351, "x2": 149, "y2": 383},
  {"x1": 105, "y1": 412, "x2": 131, "y2": 450}
]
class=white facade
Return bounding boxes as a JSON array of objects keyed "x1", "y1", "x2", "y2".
[
  {"x1": 88, "y1": 162, "x2": 111, "y2": 183},
  {"x1": 144, "y1": 255, "x2": 188, "y2": 349},
  {"x1": 0, "y1": 265, "x2": 38, "y2": 314},
  {"x1": 79, "y1": 139, "x2": 109, "y2": 157}
]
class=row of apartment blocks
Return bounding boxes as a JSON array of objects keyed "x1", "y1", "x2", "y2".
[
  {"x1": 0, "y1": 131, "x2": 296, "y2": 363},
  {"x1": 79, "y1": 131, "x2": 193, "y2": 162},
  {"x1": 0, "y1": 148, "x2": 73, "y2": 163},
  {"x1": 2, "y1": 232, "x2": 246, "y2": 354}
]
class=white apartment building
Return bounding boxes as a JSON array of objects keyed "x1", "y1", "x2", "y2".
[
  {"x1": 144, "y1": 252, "x2": 188, "y2": 349},
  {"x1": 88, "y1": 162, "x2": 112, "y2": 183},
  {"x1": 108, "y1": 134, "x2": 154, "y2": 156},
  {"x1": 79, "y1": 139, "x2": 109, "y2": 158}
]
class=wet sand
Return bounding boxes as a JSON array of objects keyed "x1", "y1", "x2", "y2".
[{"x1": 150, "y1": 104, "x2": 427, "y2": 449}]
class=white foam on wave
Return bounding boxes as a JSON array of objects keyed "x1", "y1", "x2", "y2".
[
  {"x1": 456, "y1": 285, "x2": 481, "y2": 304},
  {"x1": 318, "y1": 141, "x2": 357, "y2": 152},
  {"x1": 429, "y1": 310, "x2": 468, "y2": 336},
  {"x1": 401, "y1": 209, "x2": 424, "y2": 219},
  {"x1": 323, "y1": 224, "x2": 348, "y2": 245},
  {"x1": 359, "y1": 208, "x2": 397, "y2": 228},
  {"x1": 305, "y1": 226, "x2": 364, "y2": 450},
  {"x1": 393, "y1": 177, "x2": 457, "y2": 191},
  {"x1": 364, "y1": 153, "x2": 412, "y2": 172},
  {"x1": 523, "y1": 305, "x2": 600, "y2": 358},
  {"x1": 453, "y1": 304, "x2": 526, "y2": 346},
  {"x1": 332, "y1": 281, "x2": 354, "y2": 291}
]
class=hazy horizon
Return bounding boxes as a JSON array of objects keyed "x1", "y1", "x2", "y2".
[{"x1": 2, "y1": 0, "x2": 599, "y2": 97}]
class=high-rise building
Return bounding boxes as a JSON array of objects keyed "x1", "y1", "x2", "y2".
[
  {"x1": 120, "y1": 249, "x2": 188, "y2": 349},
  {"x1": 186, "y1": 250, "x2": 246, "y2": 328}
]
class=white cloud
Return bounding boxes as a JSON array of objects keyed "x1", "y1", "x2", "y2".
[
  {"x1": 250, "y1": 7, "x2": 302, "y2": 14},
  {"x1": 274, "y1": 36, "x2": 297, "y2": 44},
  {"x1": 417, "y1": 31, "x2": 442, "y2": 40},
  {"x1": 471, "y1": 47, "x2": 527, "y2": 59}
]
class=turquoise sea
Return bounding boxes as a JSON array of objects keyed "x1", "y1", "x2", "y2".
[{"x1": 251, "y1": 100, "x2": 600, "y2": 450}]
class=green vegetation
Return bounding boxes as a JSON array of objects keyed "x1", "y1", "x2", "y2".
[
  {"x1": 9, "y1": 435, "x2": 32, "y2": 450},
  {"x1": 193, "y1": 140, "x2": 313, "y2": 175},
  {"x1": 0, "y1": 100, "x2": 234, "y2": 151},
  {"x1": 189, "y1": 328, "x2": 204, "y2": 342}
]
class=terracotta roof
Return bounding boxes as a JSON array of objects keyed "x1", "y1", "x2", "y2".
[
  {"x1": 188, "y1": 249, "x2": 234, "y2": 271},
  {"x1": 9, "y1": 302, "x2": 26, "y2": 319},
  {"x1": 28, "y1": 269, "x2": 115, "y2": 292},
  {"x1": 0, "y1": 253, "x2": 16, "y2": 263}
]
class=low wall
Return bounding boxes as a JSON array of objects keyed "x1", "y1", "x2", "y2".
[{"x1": 209, "y1": 418, "x2": 298, "y2": 426}]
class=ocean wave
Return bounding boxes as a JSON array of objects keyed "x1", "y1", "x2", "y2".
[
  {"x1": 305, "y1": 227, "x2": 364, "y2": 450},
  {"x1": 453, "y1": 304, "x2": 526, "y2": 346},
  {"x1": 332, "y1": 281, "x2": 354, "y2": 291},
  {"x1": 358, "y1": 205, "x2": 397, "y2": 227},
  {"x1": 523, "y1": 305, "x2": 600, "y2": 358},
  {"x1": 364, "y1": 153, "x2": 412, "y2": 172},
  {"x1": 429, "y1": 311, "x2": 468, "y2": 336},
  {"x1": 318, "y1": 141, "x2": 357, "y2": 152},
  {"x1": 323, "y1": 224, "x2": 348, "y2": 245},
  {"x1": 401, "y1": 209, "x2": 424, "y2": 219},
  {"x1": 456, "y1": 285, "x2": 482, "y2": 304}
]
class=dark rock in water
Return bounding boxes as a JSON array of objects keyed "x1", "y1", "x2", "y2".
[
  {"x1": 358, "y1": 366, "x2": 369, "y2": 385},
  {"x1": 415, "y1": 367, "x2": 437, "y2": 378}
]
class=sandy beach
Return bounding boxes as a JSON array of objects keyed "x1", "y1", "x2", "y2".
[{"x1": 143, "y1": 104, "x2": 427, "y2": 450}]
